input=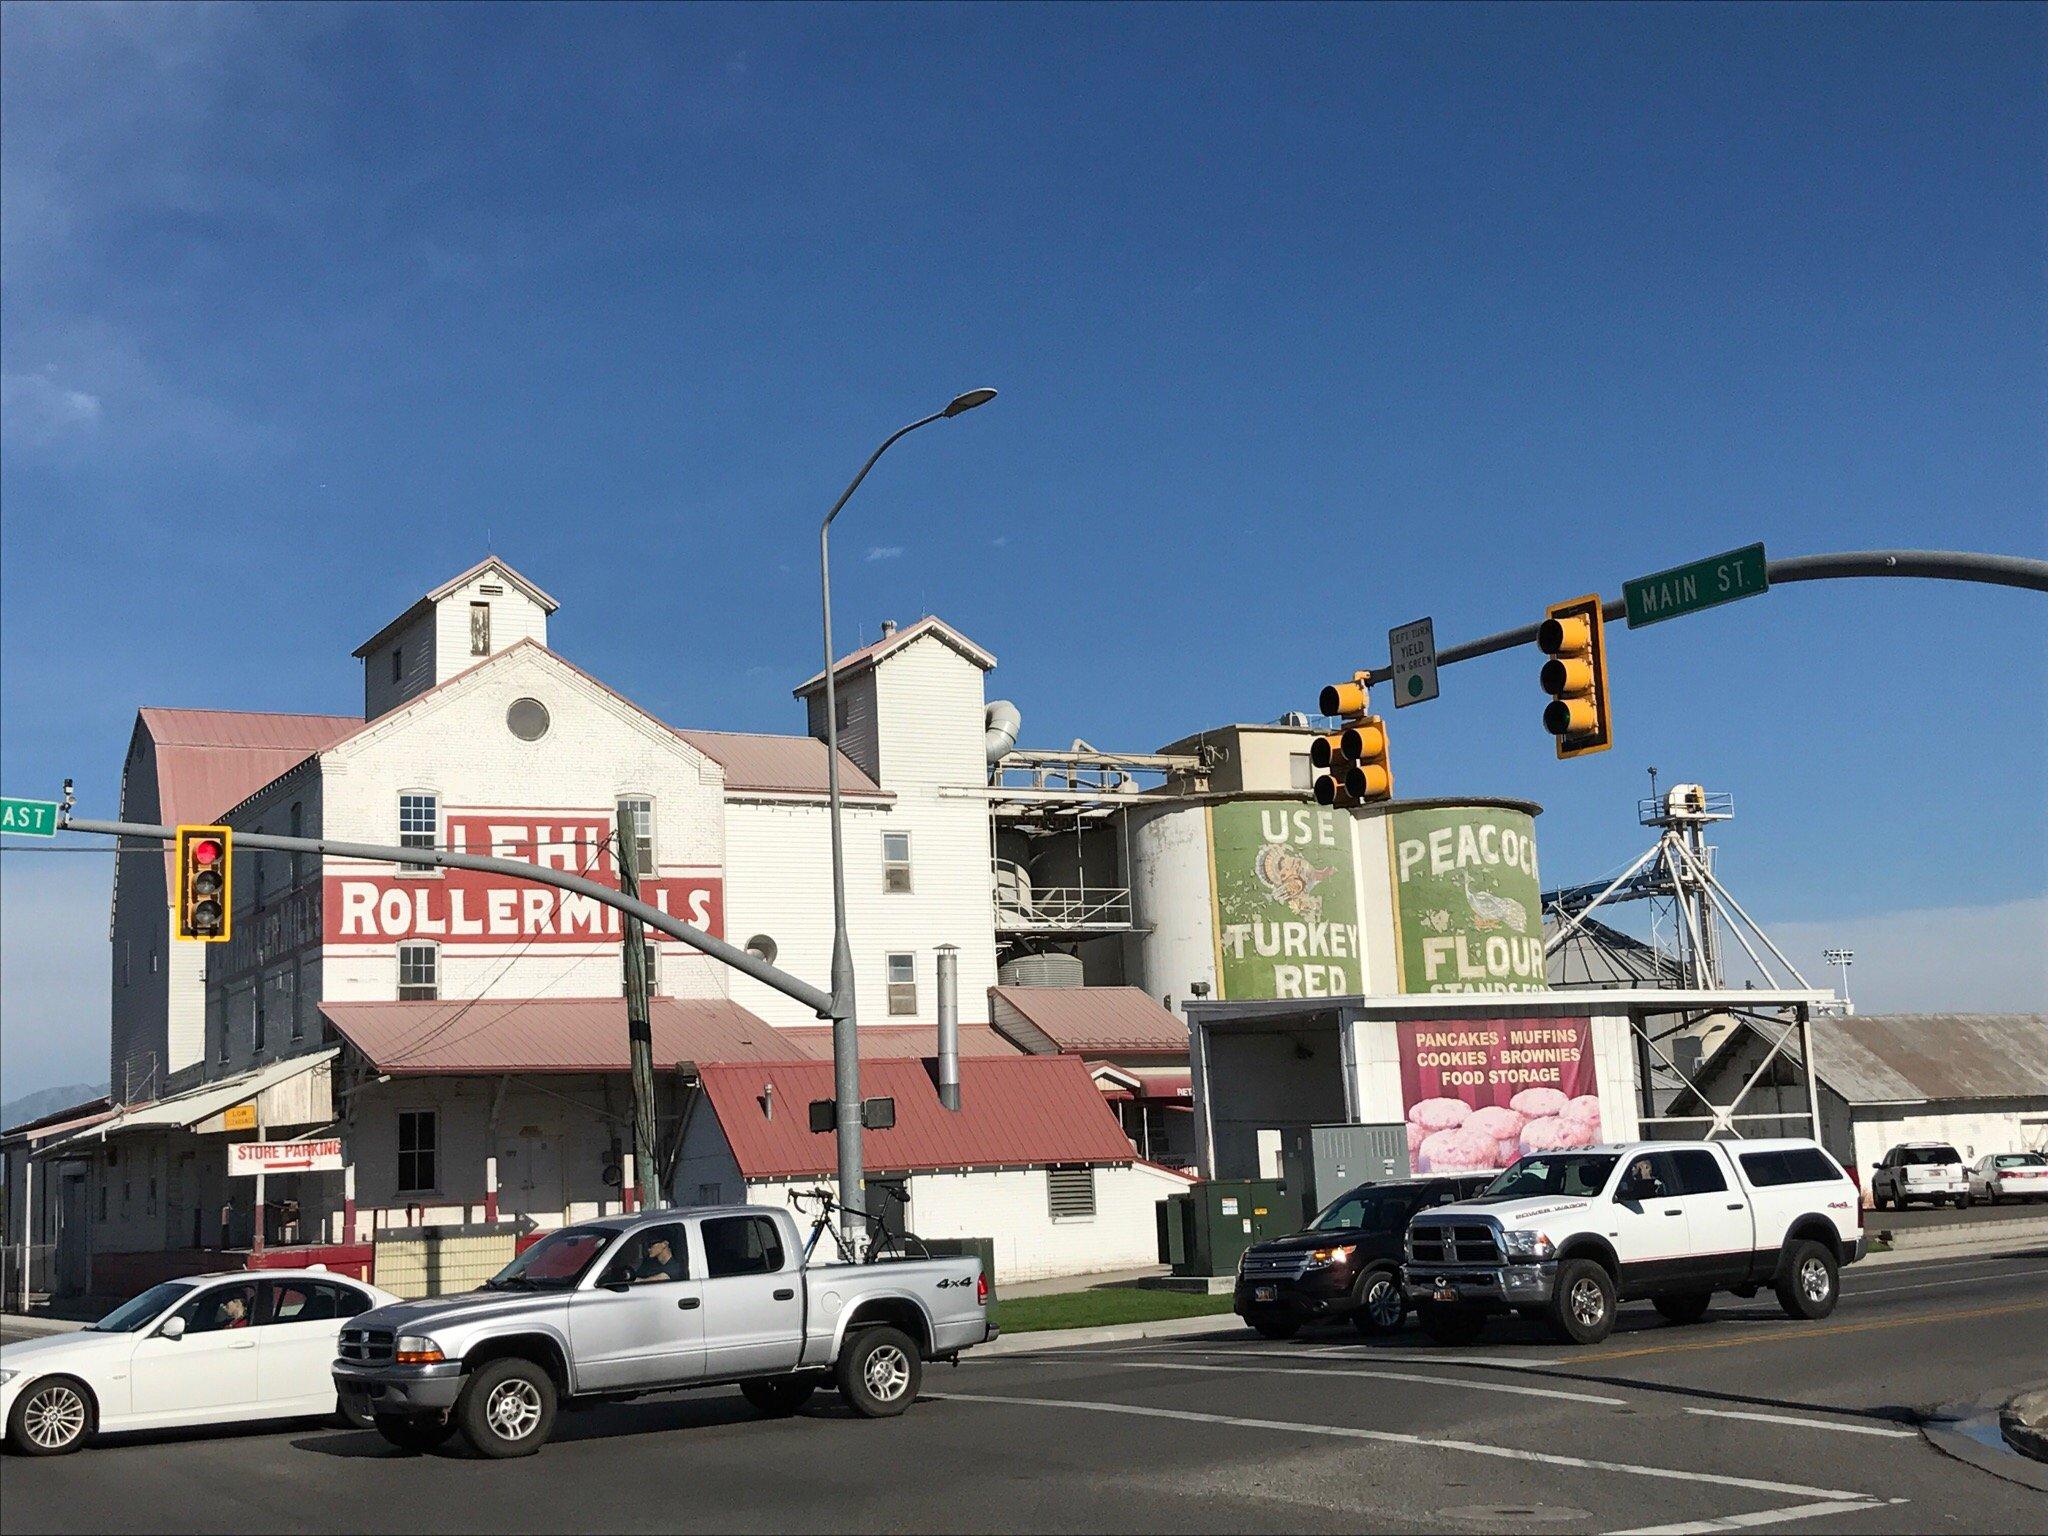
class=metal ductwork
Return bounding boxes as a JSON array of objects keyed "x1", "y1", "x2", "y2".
[
  {"x1": 935, "y1": 945, "x2": 961, "y2": 1112},
  {"x1": 984, "y1": 700, "x2": 1021, "y2": 766}
]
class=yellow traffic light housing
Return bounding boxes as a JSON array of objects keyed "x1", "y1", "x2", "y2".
[
  {"x1": 175, "y1": 824, "x2": 232, "y2": 942},
  {"x1": 1312, "y1": 674, "x2": 1393, "y2": 805},
  {"x1": 1540, "y1": 595, "x2": 1613, "y2": 758}
]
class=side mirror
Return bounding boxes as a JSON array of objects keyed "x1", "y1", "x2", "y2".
[{"x1": 158, "y1": 1315, "x2": 187, "y2": 1341}]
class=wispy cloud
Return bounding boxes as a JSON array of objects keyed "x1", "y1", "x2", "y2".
[
  {"x1": 990, "y1": 535, "x2": 1010, "y2": 548},
  {"x1": 865, "y1": 546, "x2": 904, "y2": 562},
  {"x1": 1, "y1": 370, "x2": 103, "y2": 446}
]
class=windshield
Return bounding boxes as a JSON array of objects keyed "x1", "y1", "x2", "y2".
[
  {"x1": 1902, "y1": 1147, "x2": 1960, "y2": 1165},
  {"x1": 1996, "y1": 1154, "x2": 2046, "y2": 1168},
  {"x1": 1312, "y1": 1191, "x2": 1408, "y2": 1234},
  {"x1": 486, "y1": 1227, "x2": 615, "y2": 1291},
  {"x1": 87, "y1": 1280, "x2": 196, "y2": 1332},
  {"x1": 1481, "y1": 1153, "x2": 1620, "y2": 1200}
]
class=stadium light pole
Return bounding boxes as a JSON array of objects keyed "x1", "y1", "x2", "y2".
[
  {"x1": 1823, "y1": 947, "x2": 1855, "y2": 1013},
  {"x1": 818, "y1": 388, "x2": 997, "y2": 1246}
]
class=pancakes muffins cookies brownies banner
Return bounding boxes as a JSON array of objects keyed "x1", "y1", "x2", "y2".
[{"x1": 1398, "y1": 1016, "x2": 1599, "y2": 1175}]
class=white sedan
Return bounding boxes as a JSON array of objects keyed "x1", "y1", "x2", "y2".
[
  {"x1": 1, "y1": 1268, "x2": 398, "y2": 1456},
  {"x1": 1966, "y1": 1152, "x2": 2048, "y2": 1205}
]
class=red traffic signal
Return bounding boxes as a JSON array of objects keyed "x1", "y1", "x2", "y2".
[{"x1": 175, "y1": 824, "x2": 232, "y2": 942}]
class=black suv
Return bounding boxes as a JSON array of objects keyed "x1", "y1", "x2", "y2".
[{"x1": 1235, "y1": 1175, "x2": 1494, "y2": 1339}]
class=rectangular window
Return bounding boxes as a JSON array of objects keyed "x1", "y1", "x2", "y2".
[
  {"x1": 702, "y1": 1215, "x2": 786, "y2": 1278},
  {"x1": 391, "y1": 646, "x2": 402, "y2": 683},
  {"x1": 882, "y1": 832, "x2": 912, "y2": 894},
  {"x1": 147, "y1": 1178, "x2": 158, "y2": 1215},
  {"x1": 1739, "y1": 1147, "x2": 1844, "y2": 1188},
  {"x1": 886, "y1": 952, "x2": 916, "y2": 1016},
  {"x1": 622, "y1": 941, "x2": 658, "y2": 997},
  {"x1": 470, "y1": 601, "x2": 491, "y2": 656},
  {"x1": 397, "y1": 1110, "x2": 437, "y2": 1194},
  {"x1": 398, "y1": 793, "x2": 438, "y2": 851},
  {"x1": 617, "y1": 797, "x2": 654, "y2": 877},
  {"x1": 289, "y1": 802, "x2": 303, "y2": 885},
  {"x1": 398, "y1": 942, "x2": 438, "y2": 1001},
  {"x1": 1289, "y1": 752, "x2": 1314, "y2": 792},
  {"x1": 286, "y1": 968, "x2": 302, "y2": 1042},
  {"x1": 1048, "y1": 1165, "x2": 1097, "y2": 1220},
  {"x1": 1669, "y1": 1149, "x2": 1728, "y2": 1196},
  {"x1": 252, "y1": 829, "x2": 266, "y2": 907},
  {"x1": 253, "y1": 986, "x2": 267, "y2": 1053}
]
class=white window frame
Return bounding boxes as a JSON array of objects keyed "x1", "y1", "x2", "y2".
[
  {"x1": 881, "y1": 831, "x2": 912, "y2": 894},
  {"x1": 396, "y1": 1109, "x2": 439, "y2": 1196},
  {"x1": 397, "y1": 941, "x2": 439, "y2": 1001},
  {"x1": 623, "y1": 940, "x2": 659, "y2": 997},
  {"x1": 885, "y1": 952, "x2": 917, "y2": 1016},
  {"x1": 397, "y1": 791, "x2": 439, "y2": 877},
  {"x1": 616, "y1": 796, "x2": 656, "y2": 878}
]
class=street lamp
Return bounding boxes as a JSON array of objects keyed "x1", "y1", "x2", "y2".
[
  {"x1": 819, "y1": 388, "x2": 997, "y2": 1245},
  {"x1": 1823, "y1": 947, "x2": 1854, "y2": 1012}
]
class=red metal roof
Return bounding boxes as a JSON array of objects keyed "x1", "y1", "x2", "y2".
[
  {"x1": 672, "y1": 729, "x2": 889, "y2": 800},
  {"x1": 771, "y1": 1022, "x2": 1021, "y2": 1060},
  {"x1": 989, "y1": 986, "x2": 1190, "y2": 1054},
  {"x1": 1, "y1": 1096, "x2": 117, "y2": 1146},
  {"x1": 700, "y1": 1055, "x2": 1136, "y2": 1179},
  {"x1": 322, "y1": 997, "x2": 817, "y2": 1074}
]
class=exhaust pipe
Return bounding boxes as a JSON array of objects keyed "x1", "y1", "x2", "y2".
[{"x1": 936, "y1": 945, "x2": 961, "y2": 1111}]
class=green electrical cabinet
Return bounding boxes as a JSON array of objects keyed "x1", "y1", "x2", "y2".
[{"x1": 1160, "y1": 1179, "x2": 1299, "y2": 1277}]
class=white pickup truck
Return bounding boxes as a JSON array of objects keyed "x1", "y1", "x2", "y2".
[
  {"x1": 332, "y1": 1205, "x2": 992, "y2": 1457},
  {"x1": 1402, "y1": 1139, "x2": 1864, "y2": 1345}
]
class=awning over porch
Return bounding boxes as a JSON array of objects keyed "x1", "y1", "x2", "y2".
[{"x1": 42, "y1": 1049, "x2": 338, "y2": 1149}]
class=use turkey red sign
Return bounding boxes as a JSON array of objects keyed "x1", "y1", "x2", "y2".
[{"x1": 323, "y1": 810, "x2": 724, "y2": 944}]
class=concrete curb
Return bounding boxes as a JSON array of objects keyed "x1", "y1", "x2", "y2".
[
  {"x1": 1999, "y1": 1385, "x2": 2048, "y2": 1465},
  {"x1": 0, "y1": 1314, "x2": 85, "y2": 1338},
  {"x1": 1866, "y1": 1213, "x2": 2048, "y2": 1255},
  {"x1": 1920, "y1": 1389, "x2": 2048, "y2": 1494},
  {"x1": 1860, "y1": 1225, "x2": 2048, "y2": 1268},
  {"x1": 979, "y1": 1314, "x2": 1241, "y2": 1357}
]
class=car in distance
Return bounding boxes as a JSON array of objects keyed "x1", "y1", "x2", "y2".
[
  {"x1": 332, "y1": 1205, "x2": 991, "y2": 1458},
  {"x1": 1235, "y1": 1175, "x2": 1492, "y2": 1339},
  {"x1": 1965, "y1": 1151, "x2": 2048, "y2": 1206},
  {"x1": 1402, "y1": 1138, "x2": 1863, "y2": 1346},
  {"x1": 1, "y1": 1268, "x2": 397, "y2": 1456},
  {"x1": 1870, "y1": 1142, "x2": 1969, "y2": 1209}
]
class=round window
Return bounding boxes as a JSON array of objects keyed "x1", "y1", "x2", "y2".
[
  {"x1": 745, "y1": 934, "x2": 778, "y2": 966},
  {"x1": 506, "y1": 697, "x2": 551, "y2": 741}
]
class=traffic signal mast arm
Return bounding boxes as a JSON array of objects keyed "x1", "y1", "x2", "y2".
[
  {"x1": 1343, "y1": 548, "x2": 2048, "y2": 686},
  {"x1": 59, "y1": 812, "x2": 835, "y2": 1017}
]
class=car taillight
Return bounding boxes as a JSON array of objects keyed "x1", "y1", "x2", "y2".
[{"x1": 976, "y1": 1272, "x2": 988, "y2": 1307}]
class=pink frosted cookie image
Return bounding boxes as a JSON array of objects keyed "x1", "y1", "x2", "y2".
[
  {"x1": 1464, "y1": 1104, "x2": 1527, "y2": 1165},
  {"x1": 1417, "y1": 1125, "x2": 1504, "y2": 1174},
  {"x1": 1407, "y1": 1097, "x2": 1472, "y2": 1133},
  {"x1": 1407, "y1": 1121, "x2": 1428, "y2": 1157},
  {"x1": 1562, "y1": 1095, "x2": 1603, "y2": 1131},
  {"x1": 1509, "y1": 1087, "x2": 1569, "y2": 1120},
  {"x1": 1519, "y1": 1115, "x2": 1597, "y2": 1154}
]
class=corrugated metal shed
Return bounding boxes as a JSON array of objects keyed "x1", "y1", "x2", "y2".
[
  {"x1": 700, "y1": 1055, "x2": 1136, "y2": 1178},
  {"x1": 989, "y1": 986, "x2": 1190, "y2": 1054},
  {"x1": 1808, "y1": 1013, "x2": 2048, "y2": 1103}
]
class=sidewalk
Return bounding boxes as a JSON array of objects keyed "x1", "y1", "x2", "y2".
[{"x1": 997, "y1": 1265, "x2": 1170, "y2": 1300}]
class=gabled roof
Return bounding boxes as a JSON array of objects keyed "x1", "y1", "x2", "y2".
[
  {"x1": 673, "y1": 728, "x2": 889, "y2": 801},
  {"x1": 793, "y1": 616, "x2": 996, "y2": 698},
  {"x1": 700, "y1": 1055, "x2": 1136, "y2": 1179},
  {"x1": 1690, "y1": 1013, "x2": 2048, "y2": 1105},
  {"x1": 1, "y1": 1095, "x2": 116, "y2": 1148},
  {"x1": 989, "y1": 986, "x2": 1190, "y2": 1055},
  {"x1": 352, "y1": 556, "x2": 559, "y2": 658},
  {"x1": 770, "y1": 1022, "x2": 1021, "y2": 1060}
]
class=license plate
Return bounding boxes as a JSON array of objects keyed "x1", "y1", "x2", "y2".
[
  {"x1": 1433, "y1": 1287, "x2": 1457, "y2": 1303},
  {"x1": 1253, "y1": 1285, "x2": 1276, "y2": 1303}
]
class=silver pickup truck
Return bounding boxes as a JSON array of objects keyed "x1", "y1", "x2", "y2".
[{"x1": 332, "y1": 1204, "x2": 992, "y2": 1457}]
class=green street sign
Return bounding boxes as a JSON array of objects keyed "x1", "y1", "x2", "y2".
[
  {"x1": 1624, "y1": 543, "x2": 1769, "y2": 629},
  {"x1": 0, "y1": 797, "x2": 60, "y2": 837}
]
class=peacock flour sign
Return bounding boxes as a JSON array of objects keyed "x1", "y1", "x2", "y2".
[{"x1": 1389, "y1": 806, "x2": 1545, "y2": 994}]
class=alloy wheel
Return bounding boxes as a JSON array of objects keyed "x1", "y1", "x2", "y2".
[
  {"x1": 21, "y1": 1385, "x2": 87, "y2": 1451},
  {"x1": 1569, "y1": 1278, "x2": 1606, "y2": 1328},
  {"x1": 1366, "y1": 1277, "x2": 1404, "y2": 1328},
  {"x1": 1800, "y1": 1257, "x2": 1831, "y2": 1304},
  {"x1": 863, "y1": 1343, "x2": 911, "y2": 1402},
  {"x1": 485, "y1": 1378, "x2": 543, "y2": 1441}
]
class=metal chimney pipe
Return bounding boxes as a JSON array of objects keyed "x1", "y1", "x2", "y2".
[{"x1": 936, "y1": 944, "x2": 961, "y2": 1111}]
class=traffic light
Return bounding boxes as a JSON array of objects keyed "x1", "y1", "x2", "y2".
[
  {"x1": 1313, "y1": 672, "x2": 1393, "y2": 806},
  {"x1": 1539, "y1": 594, "x2": 1613, "y2": 758},
  {"x1": 175, "y1": 825, "x2": 232, "y2": 942}
]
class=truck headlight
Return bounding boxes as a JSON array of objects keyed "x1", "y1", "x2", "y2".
[
  {"x1": 1502, "y1": 1230, "x2": 1555, "y2": 1260},
  {"x1": 1307, "y1": 1244, "x2": 1357, "y2": 1267},
  {"x1": 393, "y1": 1335, "x2": 446, "y2": 1364}
]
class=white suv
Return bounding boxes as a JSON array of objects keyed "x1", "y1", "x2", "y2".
[
  {"x1": 1870, "y1": 1142, "x2": 1968, "y2": 1210},
  {"x1": 1403, "y1": 1139, "x2": 1864, "y2": 1346}
]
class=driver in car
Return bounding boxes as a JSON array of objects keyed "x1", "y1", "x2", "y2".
[{"x1": 633, "y1": 1234, "x2": 683, "y2": 1283}]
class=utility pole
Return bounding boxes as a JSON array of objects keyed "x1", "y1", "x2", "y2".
[{"x1": 615, "y1": 806, "x2": 660, "y2": 1213}]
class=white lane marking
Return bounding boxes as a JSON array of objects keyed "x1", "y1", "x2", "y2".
[
  {"x1": 1096, "y1": 1358, "x2": 1626, "y2": 1406},
  {"x1": 928, "y1": 1391, "x2": 1873, "y2": 1502},
  {"x1": 1072, "y1": 1343, "x2": 1566, "y2": 1369},
  {"x1": 1680, "y1": 1407, "x2": 1917, "y2": 1439},
  {"x1": 1847, "y1": 1265, "x2": 2048, "y2": 1298},
  {"x1": 1608, "y1": 1498, "x2": 1888, "y2": 1534}
]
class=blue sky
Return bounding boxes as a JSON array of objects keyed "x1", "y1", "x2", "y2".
[{"x1": 3, "y1": 3, "x2": 2043, "y2": 1100}]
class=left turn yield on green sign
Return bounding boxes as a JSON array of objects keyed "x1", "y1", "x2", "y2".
[{"x1": 0, "y1": 797, "x2": 60, "y2": 837}]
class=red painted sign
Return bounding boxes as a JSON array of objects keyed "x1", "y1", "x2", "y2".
[
  {"x1": 1398, "y1": 1016, "x2": 1599, "y2": 1175},
  {"x1": 324, "y1": 811, "x2": 723, "y2": 943}
]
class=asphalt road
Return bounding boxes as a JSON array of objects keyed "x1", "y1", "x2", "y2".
[{"x1": 3, "y1": 1247, "x2": 2044, "y2": 1534}]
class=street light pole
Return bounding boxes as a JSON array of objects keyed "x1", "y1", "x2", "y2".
[
  {"x1": 1824, "y1": 947, "x2": 1855, "y2": 1013},
  {"x1": 819, "y1": 388, "x2": 997, "y2": 1246}
]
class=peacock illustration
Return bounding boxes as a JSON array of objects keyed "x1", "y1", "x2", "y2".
[{"x1": 1460, "y1": 872, "x2": 1528, "y2": 933}]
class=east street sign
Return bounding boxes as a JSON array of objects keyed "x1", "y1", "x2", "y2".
[
  {"x1": 1624, "y1": 543, "x2": 1769, "y2": 628},
  {"x1": 0, "y1": 797, "x2": 59, "y2": 837}
]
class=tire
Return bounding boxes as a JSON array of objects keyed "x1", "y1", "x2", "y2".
[
  {"x1": 1249, "y1": 1314, "x2": 1301, "y2": 1340},
  {"x1": 1350, "y1": 1270, "x2": 1407, "y2": 1336},
  {"x1": 335, "y1": 1393, "x2": 376, "y2": 1431},
  {"x1": 6, "y1": 1376, "x2": 94, "y2": 1457},
  {"x1": 1960, "y1": 1191, "x2": 1973, "y2": 1209},
  {"x1": 456, "y1": 1358, "x2": 558, "y2": 1458},
  {"x1": 1416, "y1": 1302, "x2": 1486, "y2": 1345},
  {"x1": 1775, "y1": 1239, "x2": 1838, "y2": 1321},
  {"x1": 836, "y1": 1326, "x2": 922, "y2": 1419},
  {"x1": 740, "y1": 1376, "x2": 818, "y2": 1417},
  {"x1": 374, "y1": 1413, "x2": 456, "y2": 1452},
  {"x1": 1546, "y1": 1258, "x2": 1617, "y2": 1345},
  {"x1": 1653, "y1": 1291, "x2": 1713, "y2": 1325},
  {"x1": 1872, "y1": 1191, "x2": 1889, "y2": 1212}
]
